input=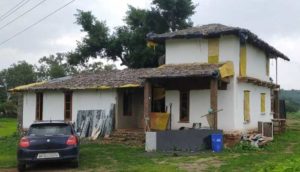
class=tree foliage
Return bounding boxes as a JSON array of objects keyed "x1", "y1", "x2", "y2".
[
  {"x1": 0, "y1": 61, "x2": 36, "y2": 90},
  {"x1": 67, "y1": 0, "x2": 196, "y2": 68}
]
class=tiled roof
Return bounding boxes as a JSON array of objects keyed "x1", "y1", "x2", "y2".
[
  {"x1": 147, "y1": 24, "x2": 289, "y2": 61},
  {"x1": 10, "y1": 63, "x2": 222, "y2": 92}
]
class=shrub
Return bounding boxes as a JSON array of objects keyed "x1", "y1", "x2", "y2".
[{"x1": 0, "y1": 101, "x2": 17, "y2": 117}]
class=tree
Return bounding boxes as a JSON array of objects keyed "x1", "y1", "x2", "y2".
[
  {"x1": 67, "y1": 0, "x2": 196, "y2": 68},
  {"x1": 37, "y1": 53, "x2": 117, "y2": 80},
  {"x1": 36, "y1": 53, "x2": 77, "y2": 80},
  {"x1": 1, "y1": 61, "x2": 36, "y2": 90}
]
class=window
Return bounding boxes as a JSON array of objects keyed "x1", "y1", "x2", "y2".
[
  {"x1": 180, "y1": 91, "x2": 189, "y2": 122},
  {"x1": 244, "y1": 90, "x2": 250, "y2": 122},
  {"x1": 123, "y1": 90, "x2": 132, "y2": 116},
  {"x1": 208, "y1": 38, "x2": 219, "y2": 64},
  {"x1": 239, "y1": 43, "x2": 247, "y2": 76},
  {"x1": 261, "y1": 93, "x2": 266, "y2": 113},
  {"x1": 36, "y1": 93, "x2": 43, "y2": 121},
  {"x1": 64, "y1": 92, "x2": 72, "y2": 120}
]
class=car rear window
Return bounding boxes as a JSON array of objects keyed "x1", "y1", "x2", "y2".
[{"x1": 29, "y1": 124, "x2": 72, "y2": 136}]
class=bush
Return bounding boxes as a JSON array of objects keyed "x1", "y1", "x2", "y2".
[{"x1": 0, "y1": 101, "x2": 17, "y2": 117}]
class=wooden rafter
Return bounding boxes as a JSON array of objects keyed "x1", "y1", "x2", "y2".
[{"x1": 237, "y1": 76, "x2": 279, "y2": 88}]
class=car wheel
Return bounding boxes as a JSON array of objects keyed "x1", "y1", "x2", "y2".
[{"x1": 17, "y1": 162, "x2": 26, "y2": 172}]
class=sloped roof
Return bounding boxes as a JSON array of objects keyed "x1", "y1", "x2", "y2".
[
  {"x1": 10, "y1": 63, "x2": 223, "y2": 92},
  {"x1": 147, "y1": 24, "x2": 289, "y2": 61}
]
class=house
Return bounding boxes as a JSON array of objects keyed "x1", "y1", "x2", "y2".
[{"x1": 11, "y1": 24, "x2": 289, "y2": 137}]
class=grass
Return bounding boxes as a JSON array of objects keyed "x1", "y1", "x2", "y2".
[
  {"x1": 1, "y1": 114, "x2": 300, "y2": 171},
  {"x1": 0, "y1": 117, "x2": 17, "y2": 137}
]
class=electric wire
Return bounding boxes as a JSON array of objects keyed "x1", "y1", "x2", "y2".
[{"x1": 0, "y1": 0, "x2": 76, "y2": 46}]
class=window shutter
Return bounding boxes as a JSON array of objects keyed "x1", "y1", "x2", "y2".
[
  {"x1": 244, "y1": 90, "x2": 250, "y2": 122},
  {"x1": 261, "y1": 93, "x2": 266, "y2": 113},
  {"x1": 208, "y1": 38, "x2": 219, "y2": 64},
  {"x1": 240, "y1": 44, "x2": 247, "y2": 76}
]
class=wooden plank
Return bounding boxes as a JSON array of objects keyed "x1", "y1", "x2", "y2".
[
  {"x1": 210, "y1": 78, "x2": 218, "y2": 130},
  {"x1": 273, "y1": 89, "x2": 280, "y2": 119},
  {"x1": 144, "y1": 81, "x2": 152, "y2": 131}
]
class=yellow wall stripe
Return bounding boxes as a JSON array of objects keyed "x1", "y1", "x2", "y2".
[
  {"x1": 208, "y1": 38, "x2": 219, "y2": 64},
  {"x1": 240, "y1": 44, "x2": 247, "y2": 76},
  {"x1": 244, "y1": 90, "x2": 250, "y2": 122},
  {"x1": 261, "y1": 93, "x2": 266, "y2": 113}
]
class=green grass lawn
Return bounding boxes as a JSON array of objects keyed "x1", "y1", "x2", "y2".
[
  {"x1": 1, "y1": 114, "x2": 300, "y2": 171},
  {"x1": 0, "y1": 117, "x2": 17, "y2": 137}
]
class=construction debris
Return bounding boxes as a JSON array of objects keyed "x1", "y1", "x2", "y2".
[{"x1": 241, "y1": 133, "x2": 273, "y2": 147}]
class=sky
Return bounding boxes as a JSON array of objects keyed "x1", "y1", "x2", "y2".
[{"x1": 0, "y1": 0, "x2": 299, "y2": 89}]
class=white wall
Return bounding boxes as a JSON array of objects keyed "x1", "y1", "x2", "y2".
[
  {"x1": 246, "y1": 43, "x2": 269, "y2": 81},
  {"x1": 22, "y1": 90, "x2": 117, "y2": 128},
  {"x1": 165, "y1": 38, "x2": 208, "y2": 64},
  {"x1": 72, "y1": 89, "x2": 117, "y2": 123},
  {"x1": 23, "y1": 92, "x2": 36, "y2": 128},
  {"x1": 43, "y1": 92, "x2": 64, "y2": 121},
  {"x1": 165, "y1": 88, "x2": 235, "y2": 131},
  {"x1": 235, "y1": 83, "x2": 272, "y2": 130}
]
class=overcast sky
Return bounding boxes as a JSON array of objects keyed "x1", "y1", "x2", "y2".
[{"x1": 0, "y1": 0, "x2": 299, "y2": 89}]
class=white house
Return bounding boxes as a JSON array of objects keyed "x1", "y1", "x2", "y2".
[{"x1": 12, "y1": 24, "x2": 289, "y2": 136}]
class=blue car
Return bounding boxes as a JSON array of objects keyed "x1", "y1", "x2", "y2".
[{"x1": 17, "y1": 121, "x2": 79, "y2": 171}]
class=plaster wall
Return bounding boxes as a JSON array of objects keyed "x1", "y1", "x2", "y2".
[
  {"x1": 235, "y1": 83, "x2": 272, "y2": 130},
  {"x1": 22, "y1": 92, "x2": 36, "y2": 128},
  {"x1": 246, "y1": 43, "x2": 269, "y2": 81},
  {"x1": 43, "y1": 92, "x2": 64, "y2": 121},
  {"x1": 72, "y1": 90, "x2": 117, "y2": 123}
]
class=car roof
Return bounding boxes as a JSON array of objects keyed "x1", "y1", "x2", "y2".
[{"x1": 31, "y1": 120, "x2": 70, "y2": 125}]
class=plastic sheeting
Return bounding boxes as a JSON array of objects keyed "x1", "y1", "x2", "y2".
[
  {"x1": 149, "y1": 112, "x2": 170, "y2": 131},
  {"x1": 75, "y1": 104, "x2": 115, "y2": 139},
  {"x1": 219, "y1": 61, "x2": 234, "y2": 78}
]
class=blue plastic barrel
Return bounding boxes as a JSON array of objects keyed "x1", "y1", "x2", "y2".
[{"x1": 211, "y1": 133, "x2": 223, "y2": 152}]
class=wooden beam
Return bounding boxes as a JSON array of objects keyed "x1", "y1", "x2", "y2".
[
  {"x1": 144, "y1": 81, "x2": 152, "y2": 131},
  {"x1": 210, "y1": 78, "x2": 218, "y2": 130},
  {"x1": 273, "y1": 89, "x2": 280, "y2": 119}
]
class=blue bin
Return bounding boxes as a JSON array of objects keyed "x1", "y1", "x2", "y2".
[{"x1": 211, "y1": 133, "x2": 223, "y2": 152}]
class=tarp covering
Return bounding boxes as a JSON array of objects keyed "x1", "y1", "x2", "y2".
[
  {"x1": 153, "y1": 87, "x2": 165, "y2": 100},
  {"x1": 75, "y1": 104, "x2": 115, "y2": 140},
  {"x1": 219, "y1": 61, "x2": 234, "y2": 78},
  {"x1": 150, "y1": 112, "x2": 170, "y2": 130}
]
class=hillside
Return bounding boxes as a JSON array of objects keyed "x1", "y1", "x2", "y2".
[{"x1": 280, "y1": 89, "x2": 300, "y2": 112}]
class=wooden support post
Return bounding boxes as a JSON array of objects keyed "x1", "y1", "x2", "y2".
[
  {"x1": 144, "y1": 81, "x2": 152, "y2": 132},
  {"x1": 273, "y1": 89, "x2": 280, "y2": 119},
  {"x1": 210, "y1": 78, "x2": 218, "y2": 130},
  {"x1": 17, "y1": 93, "x2": 23, "y2": 135}
]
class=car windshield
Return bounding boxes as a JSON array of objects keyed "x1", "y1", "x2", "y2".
[{"x1": 28, "y1": 124, "x2": 72, "y2": 136}]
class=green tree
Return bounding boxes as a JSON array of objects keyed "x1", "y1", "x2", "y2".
[
  {"x1": 67, "y1": 0, "x2": 196, "y2": 68},
  {"x1": 36, "y1": 53, "x2": 77, "y2": 80},
  {"x1": 1, "y1": 61, "x2": 36, "y2": 90}
]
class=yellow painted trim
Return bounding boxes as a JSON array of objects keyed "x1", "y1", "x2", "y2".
[
  {"x1": 240, "y1": 44, "x2": 247, "y2": 76},
  {"x1": 9, "y1": 81, "x2": 46, "y2": 92},
  {"x1": 244, "y1": 90, "x2": 250, "y2": 122},
  {"x1": 208, "y1": 38, "x2": 219, "y2": 64},
  {"x1": 119, "y1": 84, "x2": 140, "y2": 88},
  {"x1": 96, "y1": 85, "x2": 111, "y2": 90},
  {"x1": 261, "y1": 93, "x2": 266, "y2": 113}
]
